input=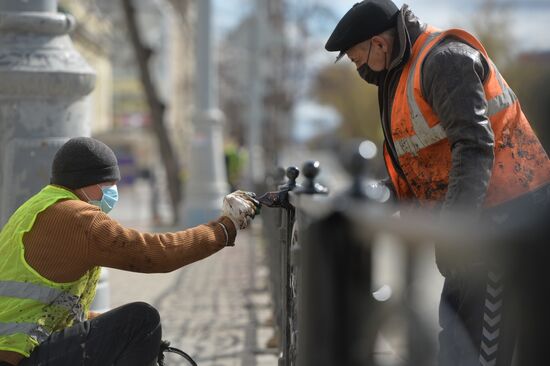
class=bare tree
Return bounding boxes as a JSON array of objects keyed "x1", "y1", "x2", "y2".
[
  {"x1": 121, "y1": 0, "x2": 182, "y2": 223},
  {"x1": 471, "y1": 0, "x2": 514, "y2": 66},
  {"x1": 164, "y1": 0, "x2": 191, "y2": 20}
]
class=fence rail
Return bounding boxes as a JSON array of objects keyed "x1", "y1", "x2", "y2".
[{"x1": 260, "y1": 145, "x2": 550, "y2": 366}]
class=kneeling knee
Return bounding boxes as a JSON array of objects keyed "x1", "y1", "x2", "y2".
[{"x1": 123, "y1": 302, "x2": 161, "y2": 329}]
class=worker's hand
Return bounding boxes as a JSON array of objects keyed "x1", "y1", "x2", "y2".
[{"x1": 222, "y1": 191, "x2": 261, "y2": 230}]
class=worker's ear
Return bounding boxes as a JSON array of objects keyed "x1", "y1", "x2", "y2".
[{"x1": 371, "y1": 35, "x2": 389, "y2": 53}]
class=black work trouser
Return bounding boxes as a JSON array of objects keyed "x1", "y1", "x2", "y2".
[
  {"x1": 438, "y1": 267, "x2": 515, "y2": 366},
  {"x1": 438, "y1": 184, "x2": 550, "y2": 366},
  {"x1": 17, "y1": 302, "x2": 162, "y2": 366}
]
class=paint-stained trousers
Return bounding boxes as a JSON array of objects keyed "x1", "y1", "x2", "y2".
[
  {"x1": 12, "y1": 302, "x2": 161, "y2": 366},
  {"x1": 438, "y1": 184, "x2": 550, "y2": 366}
]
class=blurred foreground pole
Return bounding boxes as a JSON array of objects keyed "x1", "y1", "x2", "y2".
[
  {"x1": 182, "y1": 0, "x2": 229, "y2": 227},
  {"x1": 0, "y1": 0, "x2": 95, "y2": 226}
]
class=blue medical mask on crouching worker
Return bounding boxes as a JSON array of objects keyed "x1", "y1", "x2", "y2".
[{"x1": 82, "y1": 185, "x2": 119, "y2": 214}]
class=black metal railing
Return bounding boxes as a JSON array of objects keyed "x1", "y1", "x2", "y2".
[
  {"x1": 260, "y1": 162, "x2": 329, "y2": 366},
  {"x1": 260, "y1": 144, "x2": 550, "y2": 366},
  {"x1": 260, "y1": 157, "x2": 464, "y2": 366}
]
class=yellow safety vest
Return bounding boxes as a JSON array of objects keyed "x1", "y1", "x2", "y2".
[{"x1": 0, "y1": 185, "x2": 101, "y2": 357}]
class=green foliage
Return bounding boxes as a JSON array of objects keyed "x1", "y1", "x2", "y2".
[
  {"x1": 310, "y1": 63, "x2": 383, "y2": 144},
  {"x1": 470, "y1": 0, "x2": 513, "y2": 66},
  {"x1": 504, "y1": 60, "x2": 550, "y2": 151},
  {"x1": 470, "y1": 0, "x2": 550, "y2": 151},
  {"x1": 224, "y1": 144, "x2": 247, "y2": 189},
  {"x1": 310, "y1": 0, "x2": 550, "y2": 160}
]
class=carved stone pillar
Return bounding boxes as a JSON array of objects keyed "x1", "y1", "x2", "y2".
[{"x1": 0, "y1": 0, "x2": 96, "y2": 225}]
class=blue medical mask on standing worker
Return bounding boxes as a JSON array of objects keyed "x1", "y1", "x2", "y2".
[{"x1": 87, "y1": 185, "x2": 118, "y2": 214}]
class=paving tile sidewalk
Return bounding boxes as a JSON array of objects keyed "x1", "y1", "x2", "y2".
[
  {"x1": 151, "y1": 227, "x2": 277, "y2": 366},
  {"x1": 108, "y1": 186, "x2": 277, "y2": 366}
]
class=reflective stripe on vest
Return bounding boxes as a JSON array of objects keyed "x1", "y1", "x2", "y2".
[
  {"x1": 0, "y1": 281, "x2": 84, "y2": 322},
  {"x1": 0, "y1": 323, "x2": 49, "y2": 343},
  {"x1": 394, "y1": 41, "x2": 519, "y2": 157},
  {"x1": 0, "y1": 185, "x2": 101, "y2": 356},
  {"x1": 394, "y1": 31, "x2": 444, "y2": 157},
  {"x1": 487, "y1": 62, "x2": 518, "y2": 116}
]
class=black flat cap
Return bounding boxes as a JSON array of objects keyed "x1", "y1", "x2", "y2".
[{"x1": 325, "y1": 0, "x2": 399, "y2": 62}]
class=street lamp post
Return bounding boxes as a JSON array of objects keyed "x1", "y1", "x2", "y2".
[
  {"x1": 0, "y1": 0, "x2": 96, "y2": 225},
  {"x1": 182, "y1": 0, "x2": 229, "y2": 227},
  {"x1": 246, "y1": 0, "x2": 267, "y2": 192},
  {"x1": 0, "y1": 0, "x2": 108, "y2": 312}
]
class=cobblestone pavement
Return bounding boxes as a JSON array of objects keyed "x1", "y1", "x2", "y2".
[
  {"x1": 151, "y1": 228, "x2": 278, "y2": 366},
  {"x1": 108, "y1": 183, "x2": 278, "y2": 366}
]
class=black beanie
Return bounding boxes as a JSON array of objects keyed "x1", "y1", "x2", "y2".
[{"x1": 50, "y1": 137, "x2": 121, "y2": 189}]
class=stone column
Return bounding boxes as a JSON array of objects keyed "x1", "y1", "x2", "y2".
[
  {"x1": 0, "y1": 0, "x2": 96, "y2": 225},
  {"x1": 182, "y1": 0, "x2": 229, "y2": 227}
]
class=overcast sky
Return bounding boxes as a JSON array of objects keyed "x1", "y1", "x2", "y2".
[
  {"x1": 214, "y1": 0, "x2": 550, "y2": 52},
  {"x1": 212, "y1": 0, "x2": 550, "y2": 141}
]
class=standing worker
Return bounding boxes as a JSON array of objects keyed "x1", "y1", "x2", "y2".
[
  {"x1": 325, "y1": 1, "x2": 550, "y2": 365},
  {"x1": 0, "y1": 137, "x2": 260, "y2": 366}
]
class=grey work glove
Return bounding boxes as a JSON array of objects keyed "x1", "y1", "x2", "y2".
[{"x1": 222, "y1": 190, "x2": 261, "y2": 230}]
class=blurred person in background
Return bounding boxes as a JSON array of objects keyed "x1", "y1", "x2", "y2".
[
  {"x1": 326, "y1": 0, "x2": 550, "y2": 365},
  {"x1": 0, "y1": 137, "x2": 260, "y2": 366}
]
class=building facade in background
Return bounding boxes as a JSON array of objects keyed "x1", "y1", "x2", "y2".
[
  {"x1": 66, "y1": 0, "x2": 195, "y2": 194},
  {"x1": 59, "y1": 0, "x2": 113, "y2": 136}
]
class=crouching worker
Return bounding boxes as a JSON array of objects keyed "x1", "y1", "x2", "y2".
[{"x1": 0, "y1": 137, "x2": 260, "y2": 366}]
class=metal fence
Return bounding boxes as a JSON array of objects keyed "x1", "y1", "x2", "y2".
[
  {"x1": 260, "y1": 165, "x2": 305, "y2": 366},
  {"x1": 260, "y1": 151, "x2": 550, "y2": 366}
]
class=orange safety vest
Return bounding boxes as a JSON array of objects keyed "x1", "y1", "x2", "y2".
[{"x1": 385, "y1": 26, "x2": 550, "y2": 207}]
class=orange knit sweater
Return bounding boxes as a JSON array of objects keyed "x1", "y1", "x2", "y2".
[{"x1": 0, "y1": 199, "x2": 236, "y2": 365}]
